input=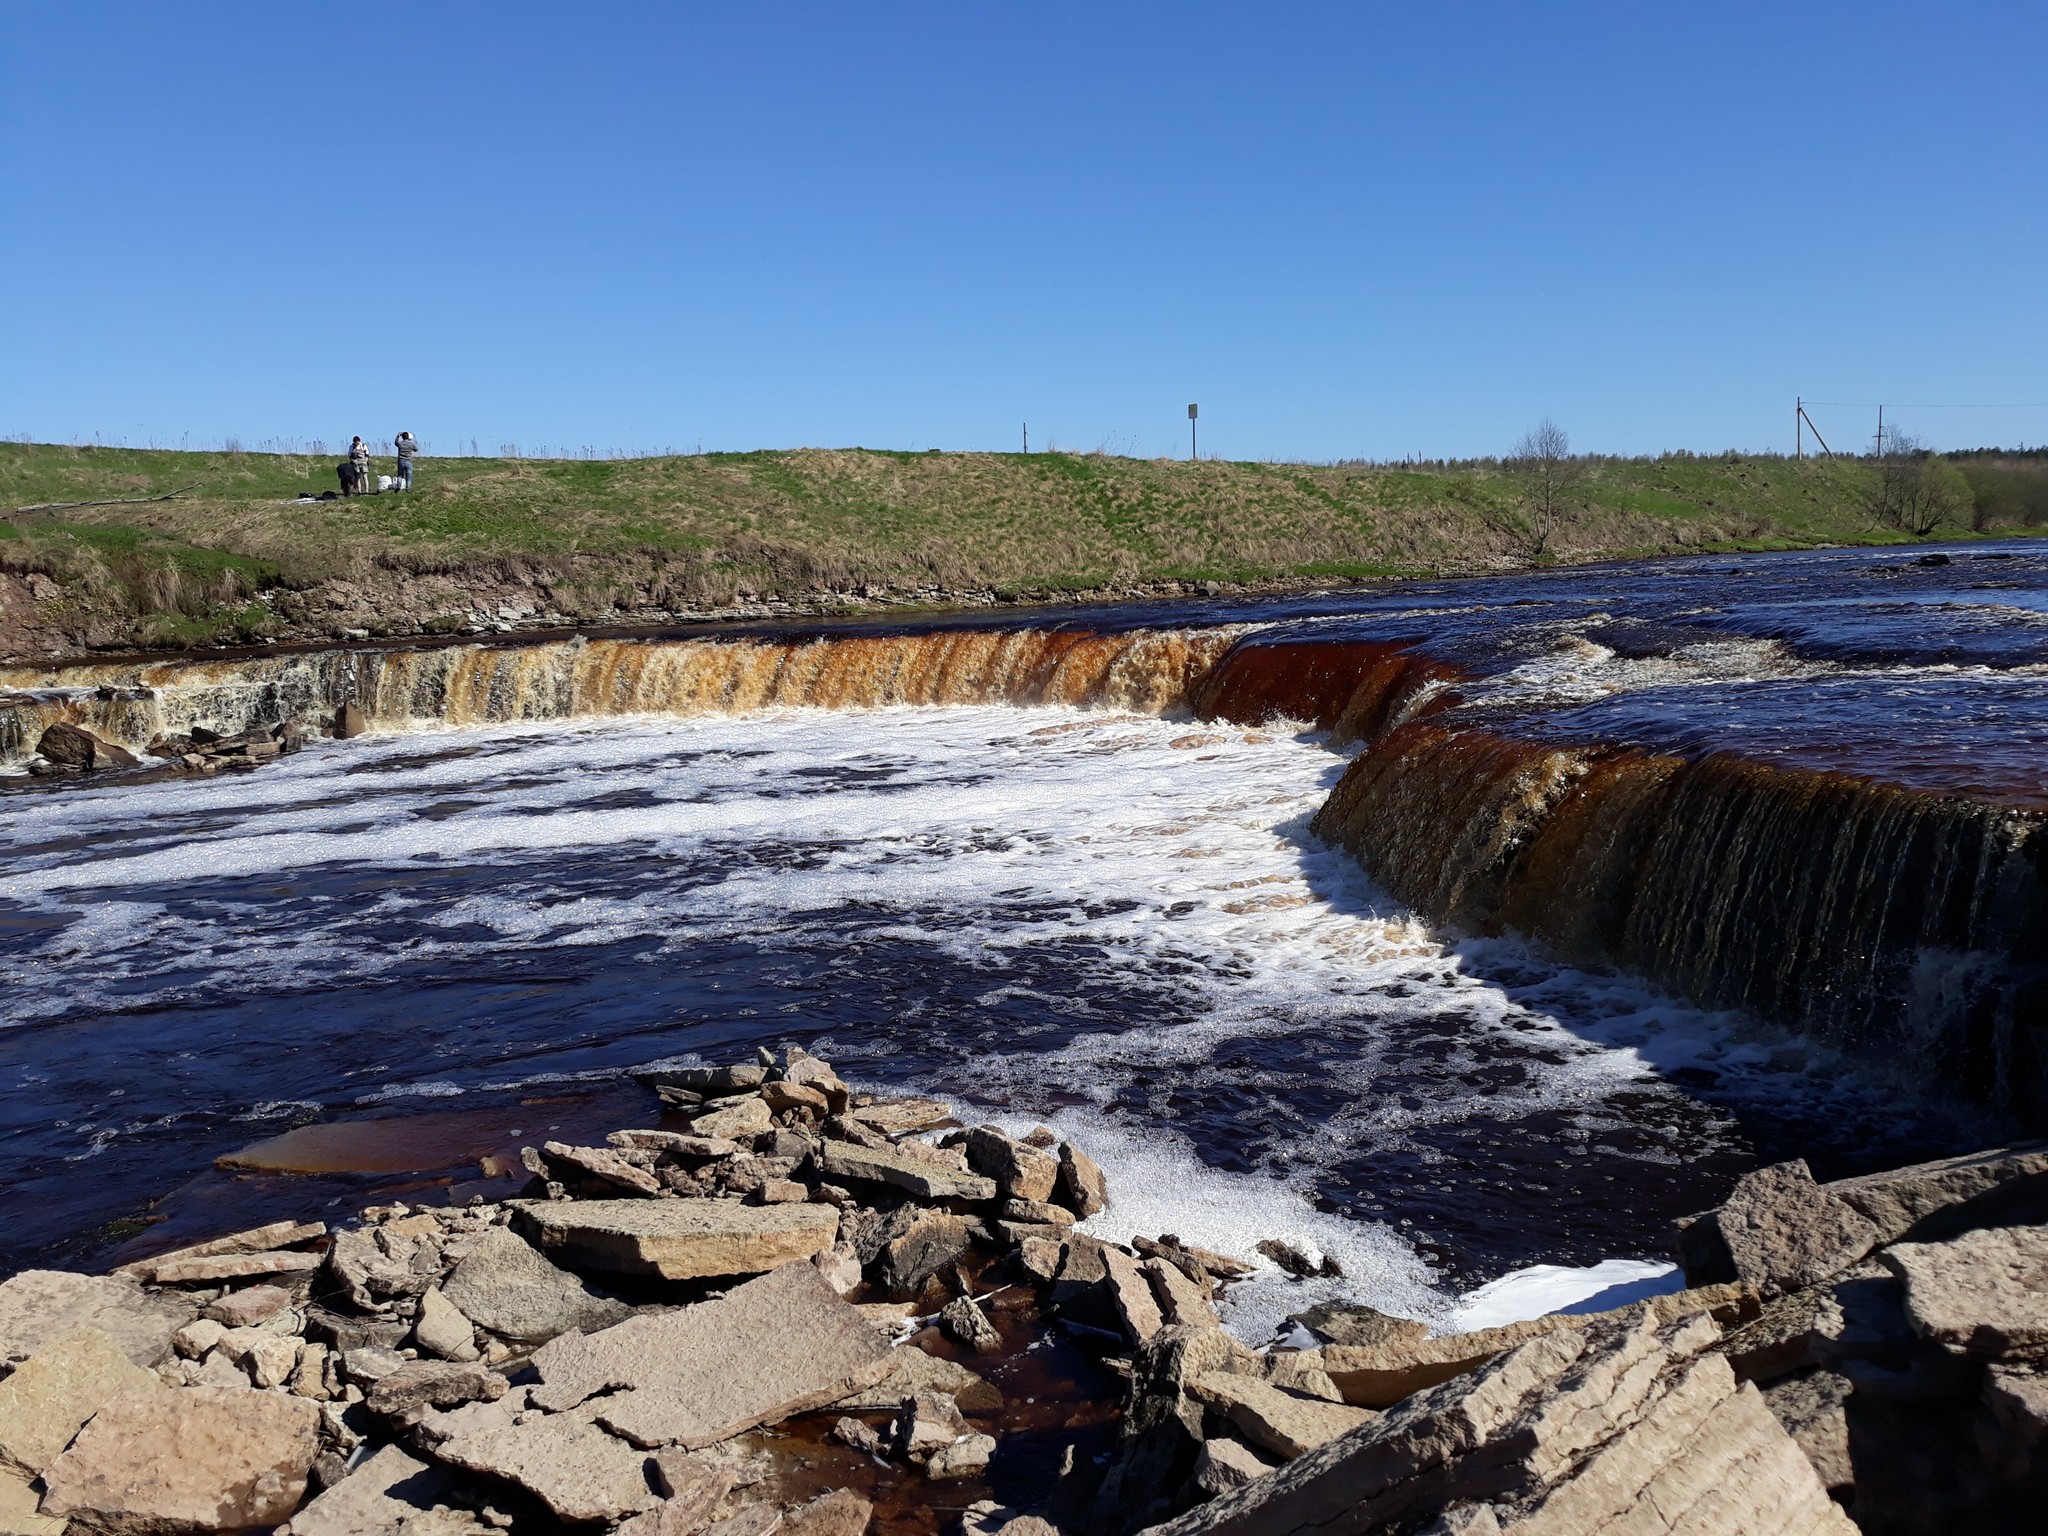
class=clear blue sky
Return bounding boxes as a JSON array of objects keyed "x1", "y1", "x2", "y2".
[{"x1": 3, "y1": 3, "x2": 2043, "y2": 461}]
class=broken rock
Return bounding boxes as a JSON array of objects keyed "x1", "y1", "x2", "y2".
[
  {"x1": 1686, "y1": 1160, "x2": 1879, "y2": 1298},
  {"x1": 1188, "y1": 1372, "x2": 1375, "y2": 1460},
  {"x1": 439, "y1": 1227, "x2": 630, "y2": 1343},
  {"x1": 963, "y1": 1128, "x2": 1059, "y2": 1203},
  {"x1": 0, "y1": 1328, "x2": 162, "y2": 1476},
  {"x1": 437, "y1": 1409, "x2": 659, "y2": 1525},
  {"x1": 939, "y1": 1296, "x2": 1002, "y2": 1354},
  {"x1": 1056, "y1": 1143, "x2": 1108, "y2": 1218},
  {"x1": 1192, "y1": 1437, "x2": 1275, "y2": 1497},
  {"x1": 410, "y1": 1287, "x2": 479, "y2": 1362},
  {"x1": 818, "y1": 1143, "x2": 996, "y2": 1203},
  {"x1": 829, "y1": 1345, "x2": 1004, "y2": 1413},
  {"x1": 40, "y1": 1386, "x2": 320, "y2": 1535},
  {"x1": 1884, "y1": 1221, "x2": 2048, "y2": 1359},
  {"x1": 364, "y1": 1361, "x2": 506, "y2": 1418},
  {"x1": 201, "y1": 1287, "x2": 290, "y2": 1330},
  {"x1": 782, "y1": 1489, "x2": 872, "y2": 1536},
  {"x1": 285, "y1": 1443, "x2": 490, "y2": 1536},
  {"x1": 0, "y1": 1271, "x2": 193, "y2": 1370},
  {"x1": 514, "y1": 1198, "x2": 839, "y2": 1282},
  {"x1": 532, "y1": 1262, "x2": 894, "y2": 1447}
]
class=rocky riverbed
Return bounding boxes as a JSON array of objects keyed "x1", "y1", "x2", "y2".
[{"x1": 1, "y1": 1048, "x2": 2043, "y2": 1536}]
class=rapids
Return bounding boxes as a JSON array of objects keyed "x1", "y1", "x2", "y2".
[{"x1": 2, "y1": 538, "x2": 2043, "y2": 1326}]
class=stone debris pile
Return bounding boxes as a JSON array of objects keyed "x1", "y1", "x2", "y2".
[{"x1": 0, "y1": 1048, "x2": 2037, "y2": 1536}]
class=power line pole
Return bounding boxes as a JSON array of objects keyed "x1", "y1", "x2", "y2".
[
  {"x1": 1876, "y1": 404, "x2": 1884, "y2": 460},
  {"x1": 1022, "y1": 422, "x2": 1028, "y2": 453},
  {"x1": 1796, "y1": 397, "x2": 1802, "y2": 459},
  {"x1": 1188, "y1": 403, "x2": 1198, "y2": 461}
]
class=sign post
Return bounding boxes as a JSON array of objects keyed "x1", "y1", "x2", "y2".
[{"x1": 1188, "y1": 403, "x2": 1198, "y2": 461}]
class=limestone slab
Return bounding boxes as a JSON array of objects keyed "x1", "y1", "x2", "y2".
[
  {"x1": 40, "y1": 1386, "x2": 320, "y2": 1535},
  {"x1": 115, "y1": 1222, "x2": 325, "y2": 1282},
  {"x1": 0, "y1": 1329, "x2": 162, "y2": 1476},
  {"x1": 1826, "y1": 1141, "x2": 2048, "y2": 1245},
  {"x1": 513, "y1": 1199, "x2": 838, "y2": 1282},
  {"x1": 1700, "y1": 1160, "x2": 1879, "y2": 1298},
  {"x1": 0, "y1": 1273, "x2": 193, "y2": 1370},
  {"x1": 1884, "y1": 1222, "x2": 2048, "y2": 1359},
  {"x1": 1189, "y1": 1373, "x2": 1374, "y2": 1460},
  {"x1": 817, "y1": 1144, "x2": 995, "y2": 1203},
  {"x1": 436, "y1": 1409, "x2": 658, "y2": 1525},
  {"x1": 689, "y1": 1097, "x2": 773, "y2": 1140},
  {"x1": 531, "y1": 1262, "x2": 894, "y2": 1447},
  {"x1": 828, "y1": 1346, "x2": 1003, "y2": 1412},
  {"x1": 438, "y1": 1227, "x2": 630, "y2": 1343},
  {"x1": 0, "y1": 1463, "x2": 65, "y2": 1536},
  {"x1": 285, "y1": 1443, "x2": 490, "y2": 1536}
]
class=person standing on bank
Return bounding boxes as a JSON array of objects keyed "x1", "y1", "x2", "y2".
[
  {"x1": 394, "y1": 431, "x2": 416, "y2": 491},
  {"x1": 348, "y1": 436, "x2": 371, "y2": 495}
]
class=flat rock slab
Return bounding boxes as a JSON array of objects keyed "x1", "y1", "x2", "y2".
[
  {"x1": 287, "y1": 1443, "x2": 491, "y2": 1536},
  {"x1": 1189, "y1": 1373, "x2": 1374, "y2": 1460},
  {"x1": 0, "y1": 1463, "x2": 65, "y2": 1536},
  {"x1": 437, "y1": 1408, "x2": 659, "y2": 1525},
  {"x1": 817, "y1": 1144, "x2": 995, "y2": 1203},
  {"x1": 1827, "y1": 1141, "x2": 2048, "y2": 1245},
  {"x1": 1884, "y1": 1222, "x2": 2048, "y2": 1359},
  {"x1": 145, "y1": 1251, "x2": 324, "y2": 1286},
  {"x1": 848, "y1": 1100, "x2": 954, "y2": 1135},
  {"x1": 41, "y1": 1386, "x2": 320, "y2": 1535},
  {"x1": 114, "y1": 1221, "x2": 326, "y2": 1281},
  {"x1": 531, "y1": 1262, "x2": 894, "y2": 1448},
  {"x1": 513, "y1": 1199, "x2": 839, "y2": 1282},
  {"x1": 0, "y1": 1271, "x2": 195, "y2": 1370},
  {"x1": 0, "y1": 1328, "x2": 162, "y2": 1475},
  {"x1": 439, "y1": 1227, "x2": 631, "y2": 1343},
  {"x1": 829, "y1": 1346, "x2": 1004, "y2": 1412}
]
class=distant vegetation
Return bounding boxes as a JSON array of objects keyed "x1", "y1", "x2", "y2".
[{"x1": 0, "y1": 437, "x2": 2041, "y2": 656}]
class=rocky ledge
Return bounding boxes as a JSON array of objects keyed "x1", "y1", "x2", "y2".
[{"x1": 0, "y1": 1050, "x2": 2043, "y2": 1536}]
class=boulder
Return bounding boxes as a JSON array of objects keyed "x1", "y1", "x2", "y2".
[
  {"x1": 1263, "y1": 1353, "x2": 1344, "y2": 1403},
  {"x1": 963, "y1": 1129, "x2": 1060, "y2": 1203},
  {"x1": 530, "y1": 1263, "x2": 894, "y2": 1448},
  {"x1": 1826, "y1": 1140, "x2": 2048, "y2": 1245},
  {"x1": 437, "y1": 1409, "x2": 660, "y2": 1525},
  {"x1": 763, "y1": 1082, "x2": 832, "y2": 1116},
  {"x1": 939, "y1": 1296, "x2": 1002, "y2": 1354},
  {"x1": 1145, "y1": 1258, "x2": 1219, "y2": 1329},
  {"x1": 1100, "y1": 1247, "x2": 1164, "y2": 1346},
  {"x1": 439, "y1": 1227, "x2": 630, "y2": 1343},
  {"x1": 926, "y1": 1434, "x2": 996, "y2": 1480},
  {"x1": 410, "y1": 1288, "x2": 479, "y2": 1362},
  {"x1": 1000, "y1": 1199, "x2": 1076, "y2": 1227},
  {"x1": 334, "y1": 703, "x2": 367, "y2": 739},
  {"x1": 200, "y1": 1287, "x2": 289, "y2": 1330},
  {"x1": 1681, "y1": 1160, "x2": 1879, "y2": 1297},
  {"x1": 35, "y1": 723, "x2": 138, "y2": 771},
  {"x1": 782, "y1": 1489, "x2": 872, "y2": 1536},
  {"x1": 285, "y1": 1443, "x2": 491, "y2": 1536},
  {"x1": 0, "y1": 1272, "x2": 194, "y2": 1370},
  {"x1": 40, "y1": 1386, "x2": 320, "y2": 1535},
  {"x1": 1193, "y1": 1437, "x2": 1277, "y2": 1498},
  {"x1": 818, "y1": 1143, "x2": 996, "y2": 1203},
  {"x1": 363, "y1": 1361, "x2": 506, "y2": 1417},
  {"x1": 216, "y1": 1329, "x2": 298, "y2": 1390},
  {"x1": 1057, "y1": 1144, "x2": 1109, "y2": 1218},
  {"x1": 0, "y1": 1329, "x2": 161, "y2": 1476},
  {"x1": 1883, "y1": 1222, "x2": 2048, "y2": 1359},
  {"x1": 512, "y1": 1199, "x2": 838, "y2": 1282},
  {"x1": 829, "y1": 1345, "x2": 1004, "y2": 1412},
  {"x1": 540, "y1": 1141, "x2": 663, "y2": 1196},
  {"x1": 1139, "y1": 1311, "x2": 1854, "y2": 1536},
  {"x1": 607, "y1": 1131, "x2": 743, "y2": 1159},
  {"x1": 896, "y1": 1391, "x2": 968, "y2": 1461},
  {"x1": 1188, "y1": 1373, "x2": 1375, "y2": 1460},
  {"x1": 690, "y1": 1097, "x2": 774, "y2": 1140},
  {"x1": 874, "y1": 1211, "x2": 973, "y2": 1296},
  {"x1": 1288, "y1": 1302, "x2": 1429, "y2": 1351}
]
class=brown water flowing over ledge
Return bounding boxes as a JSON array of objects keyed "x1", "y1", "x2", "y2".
[{"x1": 7, "y1": 611, "x2": 2047, "y2": 1125}]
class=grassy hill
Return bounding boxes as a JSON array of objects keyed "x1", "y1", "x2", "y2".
[{"x1": 2, "y1": 440, "x2": 2039, "y2": 660}]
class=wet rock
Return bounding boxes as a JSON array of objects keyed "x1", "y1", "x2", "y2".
[
  {"x1": 690, "y1": 1097, "x2": 774, "y2": 1141},
  {"x1": 0, "y1": 1328, "x2": 161, "y2": 1475},
  {"x1": 1681, "y1": 1160, "x2": 1879, "y2": 1298},
  {"x1": 364, "y1": 1360, "x2": 506, "y2": 1417},
  {"x1": 1188, "y1": 1373, "x2": 1375, "y2": 1460},
  {"x1": 963, "y1": 1128, "x2": 1060, "y2": 1203},
  {"x1": 1100, "y1": 1247, "x2": 1164, "y2": 1345},
  {"x1": 895, "y1": 1390, "x2": 967, "y2": 1461},
  {"x1": 1144, "y1": 1258, "x2": 1219, "y2": 1329},
  {"x1": 781, "y1": 1488, "x2": 872, "y2": 1536},
  {"x1": 818, "y1": 1143, "x2": 996, "y2": 1203},
  {"x1": 35, "y1": 723, "x2": 138, "y2": 771},
  {"x1": 1760, "y1": 1368, "x2": 1854, "y2": 1493},
  {"x1": 1827, "y1": 1141, "x2": 2048, "y2": 1245},
  {"x1": 201, "y1": 1286, "x2": 290, "y2": 1330},
  {"x1": 873, "y1": 1210, "x2": 973, "y2": 1296},
  {"x1": 531, "y1": 1262, "x2": 894, "y2": 1448},
  {"x1": 540, "y1": 1141, "x2": 663, "y2": 1196},
  {"x1": 926, "y1": 1433, "x2": 996, "y2": 1480},
  {"x1": 409, "y1": 1288, "x2": 479, "y2": 1362},
  {"x1": 439, "y1": 1227, "x2": 630, "y2": 1344},
  {"x1": 1255, "y1": 1239, "x2": 1339, "y2": 1280},
  {"x1": 1884, "y1": 1222, "x2": 2048, "y2": 1359},
  {"x1": 437, "y1": 1409, "x2": 660, "y2": 1525},
  {"x1": 1192, "y1": 1437, "x2": 1276, "y2": 1498},
  {"x1": 1286, "y1": 1301, "x2": 1429, "y2": 1350},
  {"x1": 829, "y1": 1345, "x2": 1004, "y2": 1413},
  {"x1": 1056, "y1": 1144, "x2": 1108, "y2": 1218},
  {"x1": 334, "y1": 703, "x2": 367, "y2": 739},
  {"x1": 0, "y1": 1271, "x2": 195, "y2": 1369},
  {"x1": 832, "y1": 1417, "x2": 889, "y2": 1457},
  {"x1": 511, "y1": 1198, "x2": 838, "y2": 1282},
  {"x1": 641, "y1": 1065, "x2": 767, "y2": 1097},
  {"x1": 939, "y1": 1296, "x2": 1002, "y2": 1354},
  {"x1": 41, "y1": 1386, "x2": 321, "y2": 1535}
]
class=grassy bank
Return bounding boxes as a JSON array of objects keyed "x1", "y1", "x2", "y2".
[{"x1": 2, "y1": 440, "x2": 2041, "y2": 658}]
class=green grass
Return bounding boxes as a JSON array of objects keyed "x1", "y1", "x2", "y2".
[{"x1": 2, "y1": 439, "x2": 2040, "y2": 653}]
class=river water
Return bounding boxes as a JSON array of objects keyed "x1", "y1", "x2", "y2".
[{"x1": 0, "y1": 713, "x2": 2002, "y2": 1333}]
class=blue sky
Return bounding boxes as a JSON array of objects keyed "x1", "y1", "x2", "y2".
[{"x1": 3, "y1": 3, "x2": 2043, "y2": 461}]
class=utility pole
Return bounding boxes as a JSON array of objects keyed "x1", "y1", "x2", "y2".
[
  {"x1": 1796, "y1": 397, "x2": 1802, "y2": 459},
  {"x1": 1188, "y1": 403, "x2": 1198, "y2": 461},
  {"x1": 1022, "y1": 422, "x2": 1028, "y2": 453},
  {"x1": 1876, "y1": 404, "x2": 1884, "y2": 460}
]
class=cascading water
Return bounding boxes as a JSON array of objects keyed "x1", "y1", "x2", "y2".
[{"x1": 4, "y1": 540, "x2": 2044, "y2": 1310}]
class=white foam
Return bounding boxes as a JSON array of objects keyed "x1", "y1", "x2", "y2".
[{"x1": 1445, "y1": 1259, "x2": 1684, "y2": 1333}]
